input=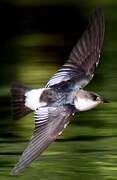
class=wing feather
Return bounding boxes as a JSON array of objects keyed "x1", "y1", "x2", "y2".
[
  {"x1": 47, "y1": 8, "x2": 105, "y2": 88},
  {"x1": 11, "y1": 106, "x2": 74, "y2": 175}
]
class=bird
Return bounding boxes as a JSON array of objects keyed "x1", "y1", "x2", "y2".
[{"x1": 10, "y1": 7, "x2": 108, "y2": 175}]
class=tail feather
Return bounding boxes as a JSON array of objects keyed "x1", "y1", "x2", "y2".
[{"x1": 11, "y1": 82, "x2": 32, "y2": 120}]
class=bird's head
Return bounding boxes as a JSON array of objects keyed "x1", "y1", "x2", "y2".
[{"x1": 74, "y1": 89, "x2": 108, "y2": 111}]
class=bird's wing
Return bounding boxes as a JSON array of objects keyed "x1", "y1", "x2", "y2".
[
  {"x1": 11, "y1": 105, "x2": 74, "y2": 175},
  {"x1": 46, "y1": 8, "x2": 105, "y2": 88}
]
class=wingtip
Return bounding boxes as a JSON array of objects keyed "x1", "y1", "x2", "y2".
[
  {"x1": 10, "y1": 165, "x2": 23, "y2": 176},
  {"x1": 10, "y1": 168, "x2": 19, "y2": 176},
  {"x1": 91, "y1": 6, "x2": 104, "y2": 23},
  {"x1": 92, "y1": 6, "x2": 103, "y2": 14}
]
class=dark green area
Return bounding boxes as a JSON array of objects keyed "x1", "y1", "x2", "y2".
[{"x1": 0, "y1": 1, "x2": 117, "y2": 179}]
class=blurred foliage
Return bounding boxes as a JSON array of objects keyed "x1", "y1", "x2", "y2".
[{"x1": 0, "y1": 0, "x2": 117, "y2": 179}]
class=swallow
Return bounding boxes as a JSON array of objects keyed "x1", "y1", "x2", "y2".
[{"x1": 11, "y1": 8, "x2": 108, "y2": 175}]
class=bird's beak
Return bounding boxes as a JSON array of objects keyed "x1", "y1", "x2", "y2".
[
  {"x1": 97, "y1": 97, "x2": 109, "y2": 103},
  {"x1": 102, "y1": 98, "x2": 109, "y2": 103}
]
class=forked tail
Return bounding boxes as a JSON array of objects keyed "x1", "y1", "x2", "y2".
[{"x1": 11, "y1": 82, "x2": 32, "y2": 120}]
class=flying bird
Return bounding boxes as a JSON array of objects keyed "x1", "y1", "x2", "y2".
[{"x1": 11, "y1": 8, "x2": 107, "y2": 175}]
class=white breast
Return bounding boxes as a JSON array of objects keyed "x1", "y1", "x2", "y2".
[
  {"x1": 74, "y1": 97, "x2": 98, "y2": 111},
  {"x1": 25, "y1": 88, "x2": 47, "y2": 110}
]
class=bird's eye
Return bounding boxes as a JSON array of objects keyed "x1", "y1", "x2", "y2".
[{"x1": 92, "y1": 95, "x2": 97, "y2": 101}]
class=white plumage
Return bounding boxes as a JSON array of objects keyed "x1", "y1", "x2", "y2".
[
  {"x1": 74, "y1": 97, "x2": 100, "y2": 111},
  {"x1": 25, "y1": 88, "x2": 47, "y2": 110}
]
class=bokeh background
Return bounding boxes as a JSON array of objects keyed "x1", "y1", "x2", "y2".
[{"x1": 0, "y1": 0, "x2": 117, "y2": 179}]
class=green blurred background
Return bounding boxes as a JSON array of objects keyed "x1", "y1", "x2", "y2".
[{"x1": 0, "y1": 0, "x2": 117, "y2": 179}]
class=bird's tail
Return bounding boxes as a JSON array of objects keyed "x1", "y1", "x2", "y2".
[{"x1": 11, "y1": 82, "x2": 32, "y2": 120}]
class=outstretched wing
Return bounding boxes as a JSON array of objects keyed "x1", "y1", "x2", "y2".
[
  {"x1": 47, "y1": 8, "x2": 105, "y2": 88},
  {"x1": 11, "y1": 105, "x2": 74, "y2": 175}
]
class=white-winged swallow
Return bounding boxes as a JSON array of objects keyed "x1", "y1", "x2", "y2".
[{"x1": 11, "y1": 8, "x2": 108, "y2": 175}]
